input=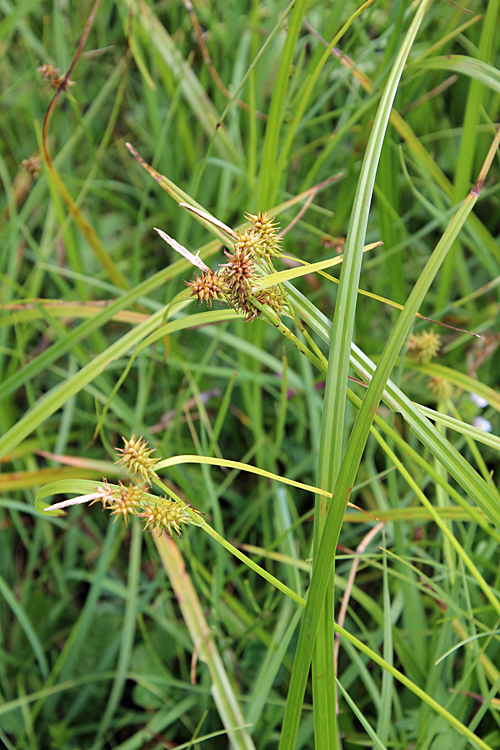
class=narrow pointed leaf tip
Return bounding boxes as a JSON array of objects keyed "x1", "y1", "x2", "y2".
[
  {"x1": 154, "y1": 227, "x2": 211, "y2": 272},
  {"x1": 43, "y1": 492, "x2": 103, "y2": 512},
  {"x1": 178, "y1": 202, "x2": 238, "y2": 239}
]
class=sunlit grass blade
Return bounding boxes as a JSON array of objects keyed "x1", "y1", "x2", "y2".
[
  {"x1": 0, "y1": 308, "x2": 235, "y2": 461},
  {"x1": 0, "y1": 263, "x2": 184, "y2": 405},
  {"x1": 255, "y1": 242, "x2": 380, "y2": 288},
  {"x1": 153, "y1": 534, "x2": 257, "y2": 750},
  {"x1": 281, "y1": 1, "x2": 434, "y2": 747},
  {"x1": 283, "y1": 121, "x2": 500, "y2": 749}
]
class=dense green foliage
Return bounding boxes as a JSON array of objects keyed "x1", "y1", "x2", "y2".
[{"x1": 1, "y1": 0, "x2": 500, "y2": 748}]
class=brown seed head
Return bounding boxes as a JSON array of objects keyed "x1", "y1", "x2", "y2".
[
  {"x1": 186, "y1": 269, "x2": 226, "y2": 306},
  {"x1": 220, "y1": 246, "x2": 256, "y2": 298},
  {"x1": 22, "y1": 155, "x2": 42, "y2": 177},
  {"x1": 38, "y1": 63, "x2": 75, "y2": 91}
]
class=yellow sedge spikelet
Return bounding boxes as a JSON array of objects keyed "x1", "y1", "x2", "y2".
[
  {"x1": 428, "y1": 377, "x2": 454, "y2": 402},
  {"x1": 108, "y1": 482, "x2": 145, "y2": 526},
  {"x1": 138, "y1": 500, "x2": 193, "y2": 536},
  {"x1": 116, "y1": 434, "x2": 159, "y2": 485},
  {"x1": 407, "y1": 330, "x2": 441, "y2": 364}
]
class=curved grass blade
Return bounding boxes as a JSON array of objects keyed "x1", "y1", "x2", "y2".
[
  {"x1": 35, "y1": 479, "x2": 307, "y2": 608},
  {"x1": 258, "y1": 0, "x2": 307, "y2": 208},
  {"x1": 0, "y1": 309, "x2": 235, "y2": 461},
  {"x1": 415, "y1": 55, "x2": 500, "y2": 94},
  {"x1": 282, "y1": 121, "x2": 500, "y2": 748},
  {"x1": 154, "y1": 535, "x2": 256, "y2": 750},
  {"x1": 0, "y1": 574, "x2": 49, "y2": 679},
  {"x1": 281, "y1": 1, "x2": 435, "y2": 747}
]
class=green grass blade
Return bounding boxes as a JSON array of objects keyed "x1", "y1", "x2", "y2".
[
  {"x1": 258, "y1": 0, "x2": 307, "y2": 208},
  {"x1": 274, "y1": 0, "x2": 375, "y2": 187},
  {"x1": 246, "y1": 606, "x2": 302, "y2": 729},
  {"x1": 337, "y1": 679, "x2": 389, "y2": 750},
  {"x1": 0, "y1": 308, "x2": 235, "y2": 461},
  {"x1": 91, "y1": 521, "x2": 142, "y2": 748},
  {"x1": 121, "y1": 0, "x2": 243, "y2": 166},
  {"x1": 0, "y1": 262, "x2": 184, "y2": 405},
  {"x1": 333, "y1": 623, "x2": 494, "y2": 750},
  {"x1": 280, "y1": 2, "x2": 434, "y2": 747},
  {"x1": 288, "y1": 285, "x2": 500, "y2": 529},
  {"x1": 154, "y1": 534, "x2": 257, "y2": 750},
  {"x1": 416, "y1": 55, "x2": 500, "y2": 95},
  {"x1": 0, "y1": 573, "x2": 49, "y2": 679}
]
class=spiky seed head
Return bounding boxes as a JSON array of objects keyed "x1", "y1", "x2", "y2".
[
  {"x1": 89, "y1": 478, "x2": 116, "y2": 509},
  {"x1": 220, "y1": 246, "x2": 256, "y2": 297},
  {"x1": 244, "y1": 211, "x2": 282, "y2": 258},
  {"x1": 181, "y1": 209, "x2": 287, "y2": 321},
  {"x1": 108, "y1": 482, "x2": 145, "y2": 526},
  {"x1": 138, "y1": 500, "x2": 193, "y2": 536},
  {"x1": 232, "y1": 229, "x2": 263, "y2": 256},
  {"x1": 38, "y1": 63, "x2": 75, "y2": 90},
  {"x1": 116, "y1": 434, "x2": 159, "y2": 485},
  {"x1": 428, "y1": 377, "x2": 453, "y2": 402},
  {"x1": 407, "y1": 330, "x2": 441, "y2": 364},
  {"x1": 244, "y1": 210, "x2": 280, "y2": 238},
  {"x1": 186, "y1": 269, "x2": 226, "y2": 306}
]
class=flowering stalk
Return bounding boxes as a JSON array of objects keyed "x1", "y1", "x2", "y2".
[
  {"x1": 43, "y1": 435, "x2": 200, "y2": 537},
  {"x1": 157, "y1": 208, "x2": 288, "y2": 322}
]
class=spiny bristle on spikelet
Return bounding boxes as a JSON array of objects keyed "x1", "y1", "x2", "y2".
[
  {"x1": 116, "y1": 434, "x2": 159, "y2": 485},
  {"x1": 138, "y1": 500, "x2": 193, "y2": 536}
]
